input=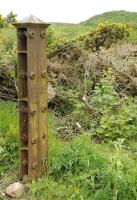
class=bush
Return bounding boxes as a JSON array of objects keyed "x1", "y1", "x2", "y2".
[
  {"x1": 48, "y1": 39, "x2": 82, "y2": 62},
  {"x1": 79, "y1": 22, "x2": 130, "y2": 51},
  {"x1": 90, "y1": 69, "x2": 137, "y2": 140},
  {"x1": 0, "y1": 27, "x2": 16, "y2": 66}
]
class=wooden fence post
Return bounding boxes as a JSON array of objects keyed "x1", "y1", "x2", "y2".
[{"x1": 13, "y1": 15, "x2": 50, "y2": 179}]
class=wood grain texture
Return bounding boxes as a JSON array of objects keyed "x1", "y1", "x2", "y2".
[{"x1": 16, "y1": 24, "x2": 48, "y2": 179}]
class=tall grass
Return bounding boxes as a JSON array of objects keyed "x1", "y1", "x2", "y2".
[
  {"x1": 30, "y1": 135, "x2": 137, "y2": 200},
  {"x1": 0, "y1": 100, "x2": 18, "y2": 175}
]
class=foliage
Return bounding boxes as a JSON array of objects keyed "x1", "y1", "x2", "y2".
[
  {"x1": 0, "y1": 101, "x2": 18, "y2": 176},
  {"x1": 0, "y1": 27, "x2": 16, "y2": 66},
  {"x1": 0, "y1": 14, "x2": 4, "y2": 28},
  {"x1": 79, "y1": 23, "x2": 130, "y2": 51},
  {"x1": 0, "y1": 27, "x2": 17, "y2": 100},
  {"x1": 29, "y1": 135, "x2": 137, "y2": 200},
  {"x1": 49, "y1": 11, "x2": 137, "y2": 41},
  {"x1": 47, "y1": 27, "x2": 60, "y2": 53},
  {"x1": 1, "y1": 10, "x2": 137, "y2": 200},
  {"x1": 82, "y1": 10, "x2": 137, "y2": 27},
  {"x1": 4, "y1": 11, "x2": 17, "y2": 24},
  {"x1": 87, "y1": 69, "x2": 137, "y2": 141},
  {"x1": 48, "y1": 39, "x2": 82, "y2": 62},
  {"x1": 1, "y1": 96, "x2": 137, "y2": 199}
]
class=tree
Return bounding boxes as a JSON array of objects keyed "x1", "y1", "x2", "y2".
[
  {"x1": 5, "y1": 11, "x2": 17, "y2": 24},
  {"x1": 0, "y1": 14, "x2": 4, "y2": 28}
]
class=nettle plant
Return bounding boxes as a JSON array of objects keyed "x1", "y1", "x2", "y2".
[{"x1": 92, "y1": 69, "x2": 137, "y2": 141}]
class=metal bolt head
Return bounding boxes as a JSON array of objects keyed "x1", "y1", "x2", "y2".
[
  {"x1": 22, "y1": 160, "x2": 28, "y2": 166},
  {"x1": 41, "y1": 106, "x2": 47, "y2": 113},
  {"x1": 21, "y1": 134, "x2": 28, "y2": 142},
  {"x1": 20, "y1": 107, "x2": 28, "y2": 113},
  {"x1": 29, "y1": 31, "x2": 35, "y2": 38},
  {"x1": 41, "y1": 70, "x2": 47, "y2": 78},
  {"x1": 20, "y1": 71, "x2": 27, "y2": 79},
  {"x1": 30, "y1": 109, "x2": 36, "y2": 116},
  {"x1": 31, "y1": 138, "x2": 37, "y2": 144},
  {"x1": 40, "y1": 31, "x2": 46, "y2": 38},
  {"x1": 18, "y1": 30, "x2": 27, "y2": 39}
]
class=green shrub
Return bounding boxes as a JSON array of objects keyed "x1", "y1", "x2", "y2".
[
  {"x1": 89, "y1": 69, "x2": 137, "y2": 140},
  {"x1": 0, "y1": 14, "x2": 4, "y2": 28},
  {"x1": 0, "y1": 27, "x2": 16, "y2": 66}
]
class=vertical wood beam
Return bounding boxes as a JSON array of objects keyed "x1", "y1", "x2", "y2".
[{"x1": 13, "y1": 16, "x2": 50, "y2": 179}]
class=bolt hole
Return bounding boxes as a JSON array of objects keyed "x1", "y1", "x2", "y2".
[{"x1": 42, "y1": 133, "x2": 46, "y2": 139}]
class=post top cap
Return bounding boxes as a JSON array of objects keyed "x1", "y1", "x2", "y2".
[{"x1": 13, "y1": 15, "x2": 50, "y2": 27}]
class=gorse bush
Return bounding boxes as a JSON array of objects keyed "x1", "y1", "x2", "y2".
[{"x1": 79, "y1": 22, "x2": 130, "y2": 51}]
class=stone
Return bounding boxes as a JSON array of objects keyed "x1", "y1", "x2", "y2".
[
  {"x1": 5, "y1": 182, "x2": 25, "y2": 198},
  {"x1": 48, "y1": 83, "x2": 55, "y2": 101}
]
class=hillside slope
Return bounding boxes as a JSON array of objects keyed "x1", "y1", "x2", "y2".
[
  {"x1": 51, "y1": 10, "x2": 137, "y2": 40},
  {"x1": 81, "y1": 10, "x2": 137, "y2": 26}
]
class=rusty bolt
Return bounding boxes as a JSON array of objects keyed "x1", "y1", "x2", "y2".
[
  {"x1": 41, "y1": 70, "x2": 47, "y2": 78},
  {"x1": 40, "y1": 31, "x2": 46, "y2": 38},
  {"x1": 20, "y1": 72, "x2": 27, "y2": 79},
  {"x1": 29, "y1": 72, "x2": 35, "y2": 79},
  {"x1": 21, "y1": 134, "x2": 28, "y2": 142},
  {"x1": 31, "y1": 138, "x2": 37, "y2": 144},
  {"x1": 20, "y1": 107, "x2": 28, "y2": 113},
  {"x1": 18, "y1": 30, "x2": 27, "y2": 39},
  {"x1": 41, "y1": 106, "x2": 47, "y2": 113},
  {"x1": 22, "y1": 160, "x2": 28, "y2": 166},
  {"x1": 29, "y1": 31, "x2": 35, "y2": 38},
  {"x1": 32, "y1": 162, "x2": 37, "y2": 169}
]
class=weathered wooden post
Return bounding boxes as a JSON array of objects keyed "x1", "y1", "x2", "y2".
[{"x1": 13, "y1": 15, "x2": 50, "y2": 179}]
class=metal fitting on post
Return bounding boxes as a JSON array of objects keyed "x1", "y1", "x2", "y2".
[
  {"x1": 40, "y1": 31, "x2": 46, "y2": 38},
  {"x1": 41, "y1": 70, "x2": 47, "y2": 78},
  {"x1": 29, "y1": 31, "x2": 35, "y2": 38},
  {"x1": 22, "y1": 160, "x2": 28, "y2": 166},
  {"x1": 31, "y1": 138, "x2": 37, "y2": 144},
  {"x1": 41, "y1": 106, "x2": 47, "y2": 113},
  {"x1": 21, "y1": 134, "x2": 28, "y2": 142}
]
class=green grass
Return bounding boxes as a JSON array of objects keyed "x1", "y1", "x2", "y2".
[
  {"x1": 29, "y1": 136, "x2": 137, "y2": 200},
  {"x1": 1, "y1": 101, "x2": 137, "y2": 199},
  {"x1": 0, "y1": 101, "x2": 18, "y2": 175}
]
